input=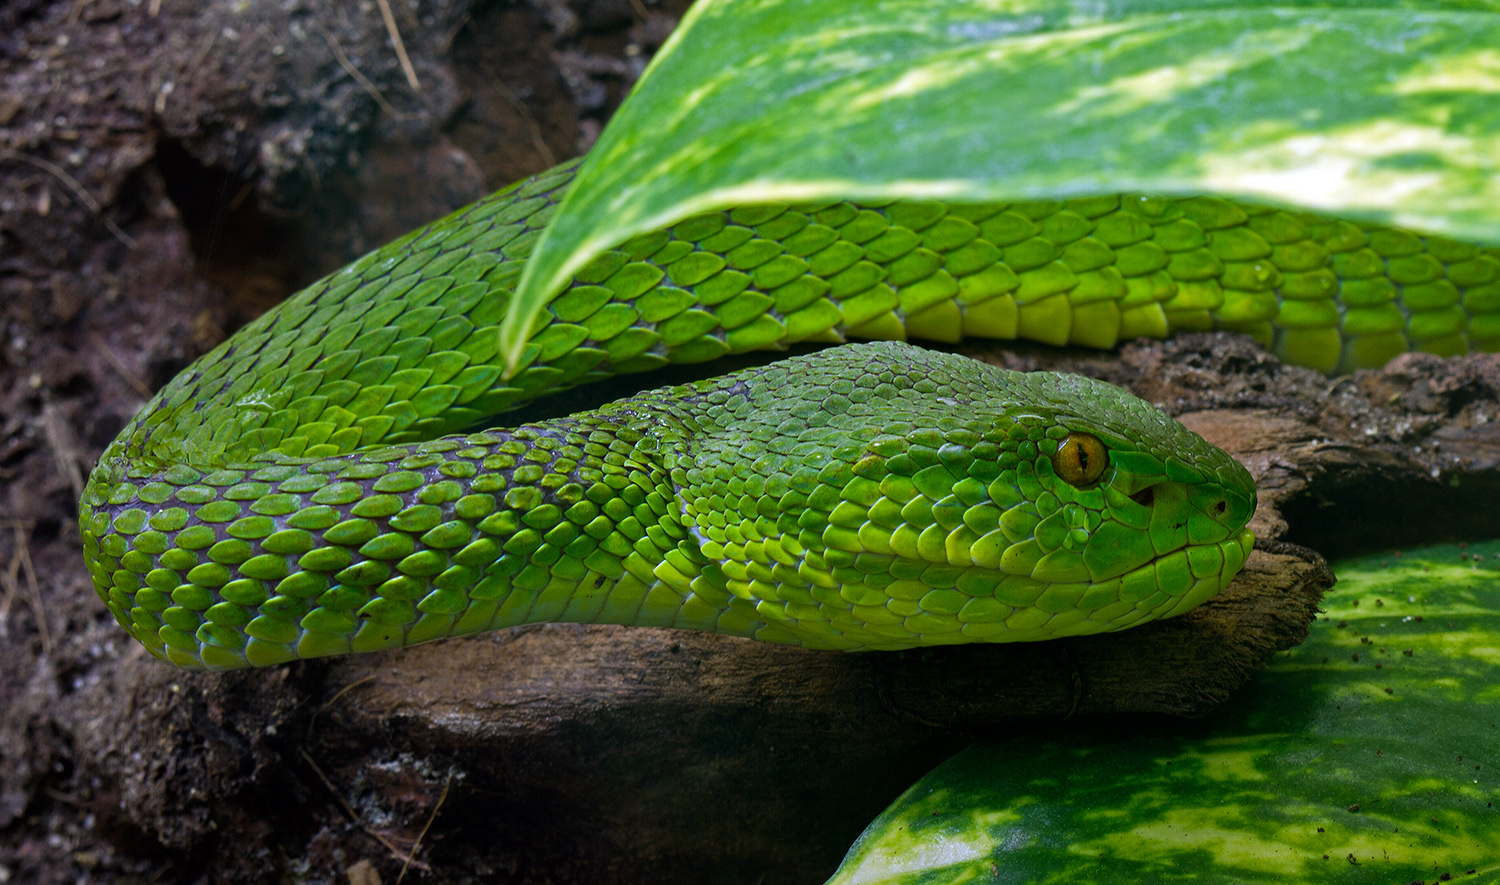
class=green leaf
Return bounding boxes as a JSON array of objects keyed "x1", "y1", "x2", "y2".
[
  {"x1": 500, "y1": 0, "x2": 1500, "y2": 367},
  {"x1": 826, "y1": 540, "x2": 1500, "y2": 884}
]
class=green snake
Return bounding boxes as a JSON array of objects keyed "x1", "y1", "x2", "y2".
[{"x1": 79, "y1": 158, "x2": 1500, "y2": 670}]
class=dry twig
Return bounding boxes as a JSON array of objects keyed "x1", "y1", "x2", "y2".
[
  {"x1": 373, "y1": 0, "x2": 421, "y2": 91},
  {"x1": 396, "y1": 770, "x2": 452, "y2": 885},
  {"x1": 321, "y1": 29, "x2": 398, "y2": 118},
  {"x1": 465, "y1": 21, "x2": 555, "y2": 167},
  {"x1": 306, "y1": 673, "x2": 378, "y2": 740},
  {"x1": 0, "y1": 540, "x2": 18, "y2": 632},
  {"x1": 301, "y1": 751, "x2": 432, "y2": 873},
  {"x1": 0, "y1": 149, "x2": 134, "y2": 247},
  {"x1": 495, "y1": 78, "x2": 555, "y2": 167},
  {"x1": 98, "y1": 343, "x2": 153, "y2": 399},
  {"x1": 1, "y1": 522, "x2": 51, "y2": 656},
  {"x1": 42, "y1": 400, "x2": 86, "y2": 501},
  {"x1": 321, "y1": 673, "x2": 378, "y2": 713}
]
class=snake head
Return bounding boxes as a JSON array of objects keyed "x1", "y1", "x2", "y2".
[{"x1": 679, "y1": 341, "x2": 1256, "y2": 649}]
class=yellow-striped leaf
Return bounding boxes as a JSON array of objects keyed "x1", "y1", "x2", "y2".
[{"x1": 500, "y1": 0, "x2": 1500, "y2": 367}]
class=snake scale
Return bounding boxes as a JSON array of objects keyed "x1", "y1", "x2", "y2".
[{"x1": 79, "y1": 158, "x2": 1500, "y2": 670}]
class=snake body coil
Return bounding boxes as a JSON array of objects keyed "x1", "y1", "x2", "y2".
[{"x1": 81, "y1": 158, "x2": 1498, "y2": 669}]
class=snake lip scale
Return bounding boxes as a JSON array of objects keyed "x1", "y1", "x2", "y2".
[{"x1": 84, "y1": 153, "x2": 1500, "y2": 670}]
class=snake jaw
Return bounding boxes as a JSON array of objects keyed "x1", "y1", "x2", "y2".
[{"x1": 666, "y1": 343, "x2": 1261, "y2": 651}]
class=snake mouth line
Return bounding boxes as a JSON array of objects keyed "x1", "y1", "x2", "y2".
[{"x1": 743, "y1": 529, "x2": 1258, "y2": 651}]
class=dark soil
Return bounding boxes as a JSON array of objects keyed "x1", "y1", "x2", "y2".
[
  {"x1": 0, "y1": 1, "x2": 688, "y2": 881},
  {"x1": 2, "y1": 1, "x2": 1498, "y2": 883}
]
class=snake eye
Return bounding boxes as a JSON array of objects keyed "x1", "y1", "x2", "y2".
[{"x1": 1053, "y1": 433, "x2": 1108, "y2": 486}]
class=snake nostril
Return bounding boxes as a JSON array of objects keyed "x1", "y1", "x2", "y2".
[
  {"x1": 1130, "y1": 487, "x2": 1154, "y2": 508},
  {"x1": 1214, "y1": 500, "x2": 1227, "y2": 516}
]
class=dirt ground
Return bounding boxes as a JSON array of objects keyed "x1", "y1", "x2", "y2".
[
  {"x1": 3, "y1": 1, "x2": 1500, "y2": 883},
  {"x1": 0, "y1": 1, "x2": 690, "y2": 881}
]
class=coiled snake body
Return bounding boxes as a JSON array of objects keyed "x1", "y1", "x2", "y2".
[{"x1": 80, "y1": 159, "x2": 1500, "y2": 669}]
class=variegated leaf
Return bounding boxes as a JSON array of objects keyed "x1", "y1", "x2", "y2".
[{"x1": 500, "y1": 0, "x2": 1500, "y2": 366}]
